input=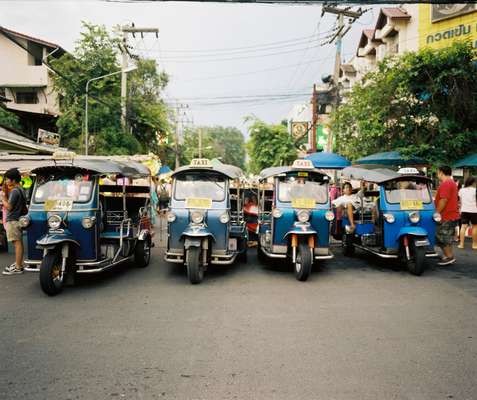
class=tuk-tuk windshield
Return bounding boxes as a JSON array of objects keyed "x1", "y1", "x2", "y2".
[
  {"x1": 174, "y1": 174, "x2": 226, "y2": 202},
  {"x1": 384, "y1": 180, "x2": 432, "y2": 204},
  {"x1": 33, "y1": 175, "x2": 94, "y2": 204},
  {"x1": 278, "y1": 176, "x2": 328, "y2": 204}
]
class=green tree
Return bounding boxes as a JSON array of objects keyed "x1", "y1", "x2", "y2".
[
  {"x1": 246, "y1": 117, "x2": 299, "y2": 174},
  {"x1": 50, "y1": 22, "x2": 170, "y2": 155},
  {"x1": 180, "y1": 126, "x2": 246, "y2": 168},
  {"x1": 0, "y1": 107, "x2": 22, "y2": 131},
  {"x1": 332, "y1": 41, "x2": 477, "y2": 166}
]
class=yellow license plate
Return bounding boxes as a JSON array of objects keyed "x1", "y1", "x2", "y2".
[
  {"x1": 297, "y1": 172, "x2": 308, "y2": 177},
  {"x1": 185, "y1": 198, "x2": 212, "y2": 209},
  {"x1": 292, "y1": 198, "x2": 315, "y2": 209},
  {"x1": 400, "y1": 200, "x2": 423, "y2": 210},
  {"x1": 44, "y1": 199, "x2": 73, "y2": 212}
]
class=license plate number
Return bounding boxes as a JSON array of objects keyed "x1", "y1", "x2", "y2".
[
  {"x1": 400, "y1": 200, "x2": 423, "y2": 210},
  {"x1": 185, "y1": 198, "x2": 212, "y2": 209},
  {"x1": 292, "y1": 198, "x2": 315, "y2": 209}
]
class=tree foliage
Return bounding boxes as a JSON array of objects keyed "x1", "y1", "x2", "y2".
[
  {"x1": 49, "y1": 22, "x2": 170, "y2": 155},
  {"x1": 332, "y1": 41, "x2": 477, "y2": 166},
  {"x1": 246, "y1": 117, "x2": 299, "y2": 174},
  {"x1": 0, "y1": 107, "x2": 22, "y2": 131},
  {"x1": 180, "y1": 126, "x2": 246, "y2": 169}
]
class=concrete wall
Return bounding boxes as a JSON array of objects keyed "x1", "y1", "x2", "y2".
[{"x1": 0, "y1": 33, "x2": 59, "y2": 116}]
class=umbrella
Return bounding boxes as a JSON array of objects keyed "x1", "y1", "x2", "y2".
[
  {"x1": 356, "y1": 151, "x2": 427, "y2": 166},
  {"x1": 453, "y1": 153, "x2": 477, "y2": 168},
  {"x1": 305, "y1": 152, "x2": 351, "y2": 169},
  {"x1": 157, "y1": 165, "x2": 172, "y2": 175}
]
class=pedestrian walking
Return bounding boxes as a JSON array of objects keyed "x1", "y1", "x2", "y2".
[
  {"x1": 435, "y1": 166, "x2": 460, "y2": 266},
  {"x1": 458, "y1": 176, "x2": 477, "y2": 250},
  {"x1": 2, "y1": 168, "x2": 27, "y2": 275}
]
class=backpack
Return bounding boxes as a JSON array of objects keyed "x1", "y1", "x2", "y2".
[{"x1": 13, "y1": 187, "x2": 28, "y2": 216}]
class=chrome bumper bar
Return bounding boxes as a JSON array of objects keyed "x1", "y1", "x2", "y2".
[{"x1": 164, "y1": 251, "x2": 238, "y2": 266}]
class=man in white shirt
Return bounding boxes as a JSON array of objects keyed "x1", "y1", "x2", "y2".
[{"x1": 458, "y1": 176, "x2": 477, "y2": 250}]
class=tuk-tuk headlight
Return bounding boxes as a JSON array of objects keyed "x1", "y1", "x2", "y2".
[
  {"x1": 272, "y1": 208, "x2": 283, "y2": 219},
  {"x1": 409, "y1": 211, "x2": 420, "y2": 224},
  {"x1": 433, "y1": 212, "x2": 442, "y2": 223},
  {"x1": 166, "y1": 211, "x2": 176, "y2": 223},
  {"x1": 48, "y1": 214, "x2": 62, "y2": 230},
  {"x1": 19, "y1": 215, "x2": 30, "y2": 228},
  {"x1": 82, "y1": 216, "x2": 96, "y2": 229},
  {"x1": 191, "y1": 210, "x2": 204, "y2": 224},
  {"x1": 219, "y1": 212, "x2": 230, "y2": 224},
  {"x1": 325, "y1": 210, "x2": 335, "y2": 221},
  {"x1": 384, "y1": 213, "x2": 395, "y2": 224},
  {"x1": 297, "y1": 210, "x2": 310, "y2": 223}
]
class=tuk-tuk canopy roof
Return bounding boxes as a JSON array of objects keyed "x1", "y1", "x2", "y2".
[
  {"x1": 259, "y1": 165, "x2": 329, "y2": 180},
  {"x1": 171, "y1": 163, "x2": 244, "y2": 179},
  {"x1": 341, "y1": 166, "x2": 429, "y2": 184},
  {"x1": 0, "y1": 155, "x2": 151, "y2": 176},
  {"x1": 31, "y1": 158, "x2": 150, "y2": 177}
]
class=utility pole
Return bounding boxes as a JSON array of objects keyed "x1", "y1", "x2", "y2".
[
  {"x1": 320, "y1": 3, "x2": 366, "y2": 152},
  {"x1": 169, "y1": 102, "x2": 192, "y2": 169},
  {"x1": 310, "y1": 84, "x2": 318, "y2": 153},
  {"x1": 119, "y1": 24, "x2": 159, "y2": 129},
  {"x1": 198, "y1": 128, "x2": 202, "y2": 158}
]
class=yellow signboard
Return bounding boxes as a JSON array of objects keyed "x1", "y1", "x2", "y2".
[
  {"x1": 291, "y1": 198, "x2": 315, "y2": 209},
  {"x1": 44, "y1": 199, "x2": 73, "y2": 212},
  {"x1": 185, "y1": 198, "x2": 212, "y2": 209},
  {"x1": 419, "y1": 4, "x2": 477, "y2": 50},
  {"x1": 400, "y1": 200, "x2": 423, "y2": 210}
]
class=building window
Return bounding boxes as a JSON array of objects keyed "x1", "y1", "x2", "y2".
[
  {"x1": 15, "y1": 91, "x2": 39, "y2": 104},
  {"x1": 27, "y1": 41, "x2": 43, "y2": 66}
]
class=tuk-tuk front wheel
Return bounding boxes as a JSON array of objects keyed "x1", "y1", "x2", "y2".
[
  {"x1": 39, "y1": 250, "x2": 65, "y2": 296},
  {"x1": 186, "y1": 246, "x2": 203, "y2": 284},
  {"x1": 403, "y1": 237, "x2": 426, "y2": 276},
  {"x1": 135, "y1": 237, "x2": 151, "y2": 268},
  {"x1": 295, "y1": 243, "x2": 312, "y2": 282}
]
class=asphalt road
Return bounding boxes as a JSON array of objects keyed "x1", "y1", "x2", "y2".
[{"x1": 1, "y1": 243, "x2": 477, "y2": 400}]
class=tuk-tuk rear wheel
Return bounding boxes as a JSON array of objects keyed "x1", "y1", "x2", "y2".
[
  {"x1": 39, "y1": 249, "x2": 64, "y2": 296},
  {"x1": 187, "y1": 246, "x2": 203, "y2": 284},
  {"x1": 295, "y1": 243, "x2": 312, "y2": 282}
]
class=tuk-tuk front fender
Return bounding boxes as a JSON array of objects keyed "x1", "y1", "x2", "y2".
[
  {"x1": 180, "y1": 225, "x2": 216, "y2": 242},
  {"x1": 397, "y1": 227, "x2": 429, "y2": 240},
  {"x1": 283, "y1": 223, "x2": 317, "y2": 240},
  {"x1": 36, "y1": 232, "x2": 80, "y2": 249}
]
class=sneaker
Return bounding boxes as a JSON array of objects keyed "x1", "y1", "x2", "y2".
[
  {"x1": 437, "y1": 257, "x2": 456, "y2": 266},
  {"x1": 2, "y1": 263, "x2": 24, "y2": 275}
]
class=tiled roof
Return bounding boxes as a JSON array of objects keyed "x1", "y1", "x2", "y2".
[{"x1": 0, "y1": 26, "x2": 64, "y2": 51}]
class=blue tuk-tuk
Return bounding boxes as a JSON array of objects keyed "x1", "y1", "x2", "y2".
[
  {"x1": 164, "y1": 159, "x2": 247, "y2": 284},
  {"x1": 339, "y1": 167, "x2": 439, "y2": 275},
  {"x1": 22, "y1": 153, "x2": 153, "y2": 295},
  {"x1": 257, "y1": 159, "x2": 334, "y2": 281}
]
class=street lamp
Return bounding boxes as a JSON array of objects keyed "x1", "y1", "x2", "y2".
[{"x1": 84, "y1": 65, "x2": 137, "y2": 155}]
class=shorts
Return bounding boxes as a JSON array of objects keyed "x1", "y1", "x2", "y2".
[
  {"x1": 436, "y1": 220, "x2": 459, "y2": 247},
  {"x1": 5, "y1": 220, "x2": 22, "y2": 242},
  {"x1": 461, "y1": 212, "x2": 477, "y2": 225}
]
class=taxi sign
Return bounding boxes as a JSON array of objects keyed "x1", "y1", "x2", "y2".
[
  {"x1": 185, "y1": 197, "x2": 212, "y2": 209},
  {"x1": 52, "y1": 151, "x2": 76, "y2": 160},
  {"x1": 291, "y1": 198, "x2": 315, "y2": 209},
  {"x1": 400, "y1": 200, "x2": 423, "y2": 210},
  {"x1": 190, "y1": 158, "x2": 212, "y2": 168},
  {"x1": 398, "y1": 167, "x2": 419, "y2": 175},
  {"x1": 292, "y1": 159, "x2": 314, "y2": 170},
  {"x1": 44, "y1": 199, "x2": 73, "y2": 212}
]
